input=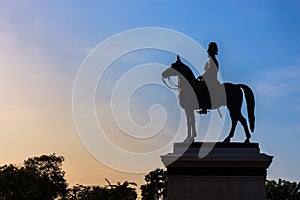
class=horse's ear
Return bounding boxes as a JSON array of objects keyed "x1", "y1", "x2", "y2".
[{"x1": 177, "y1": 55, "x2": 181, "y2": 62}]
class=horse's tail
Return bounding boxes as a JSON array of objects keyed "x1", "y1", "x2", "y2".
[{"x1": 238, "y1": 84, "x2": 255, "y2": 132}]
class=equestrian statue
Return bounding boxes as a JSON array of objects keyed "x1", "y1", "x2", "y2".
[{"x1": 162, "y1": 42, "x2": 255, "y2": 143}]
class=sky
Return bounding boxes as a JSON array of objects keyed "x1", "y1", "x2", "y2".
[{"x1": 0, "y1": 0, "x2": 300, "y2": 190}]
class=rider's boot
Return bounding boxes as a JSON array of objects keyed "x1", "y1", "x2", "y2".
[{"x1": 196, "y1": 109, "x2": 207, "y2": 115}]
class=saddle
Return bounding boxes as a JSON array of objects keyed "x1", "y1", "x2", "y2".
[{"x1": 194, "y1": 80, "x2": 225, "y2": 109}]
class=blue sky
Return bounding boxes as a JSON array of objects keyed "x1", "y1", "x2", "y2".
[{"x1": 0, "y1": 0, "x2": 300, "y2": 187}]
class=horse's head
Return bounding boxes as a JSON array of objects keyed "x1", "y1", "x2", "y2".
[{"x1": 162, "y1": 55, "x2": 184, "y2": 79}]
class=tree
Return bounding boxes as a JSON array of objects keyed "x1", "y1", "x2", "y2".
[
  {"x1": 66, "y1": 184, "x2": 110, "y2": 200},
  {"x1": 266, "y1": 179, "x2": 300, "y2": 200},
  {"x1": 66, "y1": 180, "x2": 137, "y2": 200},
  {"x1": 0, "y1": 153, "x2": 67, "y2": 200},
  {"x1": 24, "y1": 153, "x2": 68, "y2": 199},
  {"x1": 141, "y1": 168, "x2": 167, "y2": 200},
  {"x1": 0, "y1": 164, "x2": 42, "y2": 200},
  {"x1": 106, "y1": 180, "x2": 137, "y2": 200}
]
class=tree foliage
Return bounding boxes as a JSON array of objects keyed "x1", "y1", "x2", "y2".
[
  {"x1": 0, "y1": 153, "x2": 138, "y2": 200},
  {"x1": 66, "y1": 184, "x2": 110, "y2": 200},
  {"x1": 0, "y1": 164, "x2": 41, "y2": 200},
  {"x1": 3, "y1": 155, "x2": 300, "y2": 200},
  {"x1": 140, "y1": 168, "x2": 167, "y2": 200},
  {"x1": 24, "y1": 153, "x2": 68, "y2": 199},
  {"x1": 0, "y1": 153, "x2": 67, "y2": 200},
  {"x1": 66, "y1": 181, "x2": 137, "y2": 200},
  {"x1": 107, "y1": 180, "x2": 137, "y2": 200},
  {"x1": 266, "y1": 179, "x2": 300, "y2": 200}
]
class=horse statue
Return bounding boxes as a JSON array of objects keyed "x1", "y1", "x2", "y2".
[{"x1": 161, "y1": 55, "x2": 255, "y2": 143}]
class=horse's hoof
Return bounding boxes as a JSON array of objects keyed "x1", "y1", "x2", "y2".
[
  {"x1": 223, "y1": 137, "x2": 231, "y2": 143},
  {"x1": 183, "y1": 137, "x2": 196, "y2": 143},
  {"x1": 244, "y1": 138, "x2": 250, "y2": 144}
]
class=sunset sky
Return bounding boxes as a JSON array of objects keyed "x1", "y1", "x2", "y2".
[{"x1": 1, "y1": 0, "x2": 300, "y2": 189}]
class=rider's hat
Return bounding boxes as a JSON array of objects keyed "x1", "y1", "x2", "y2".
[{"x1": 207, "y1": 42, "x2": 218, "y2": 55}]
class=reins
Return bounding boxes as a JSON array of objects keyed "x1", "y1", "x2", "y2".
[
  {"x1": 168, "y1": 77, "x2": 178, "y2": 88},
  {"x1": 162, "y1": 77, "x2": 178, "y2": 90}
]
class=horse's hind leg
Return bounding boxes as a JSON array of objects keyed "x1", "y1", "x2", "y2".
[
  {"x1": 238, "y1": 113, "x2": 251, "y2": 143},
  {"x1": 223, "y1": 110, "x2": 238, "y2": 143}
]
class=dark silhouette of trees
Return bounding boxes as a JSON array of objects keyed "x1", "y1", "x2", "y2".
[
  {"x1": 0, "y1": 164, "x2": 41, "y2": 199},
  {"x1": 266, "y1": 179, "x2": 300, "y2": 200},
  {"x1": 2, "y1": 155, "x2": 300, "y2": 200},
  {"x1": 0, "y1": 153, "x2": 67, "y2": 200},
  {"x1": 106, "y1": 180, "x2": 137, "y2": 200},
  {"x1": 66, "y1": 184, "x2": 110, "y2": 200},
  {"x1": 140, "y1": 168, "x2": 167, "y2": 200},
  {"x1": 24, "y1": 153, "x2": 68, "y2": 199},
  {"x1": 66, "y1": 181, "x2": 137, "y2": 200},
  {"x1": 0, "y1": 153, "x2": 138, "y2": 200}
]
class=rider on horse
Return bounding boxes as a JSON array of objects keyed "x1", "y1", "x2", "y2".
[{"x1": 197, "y1": 42, "x2": 221, "y2": 114}]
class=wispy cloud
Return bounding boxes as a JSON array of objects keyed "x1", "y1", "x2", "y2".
[{"x1": 252, "y1": 65, "x2": 300, "y2": 99}]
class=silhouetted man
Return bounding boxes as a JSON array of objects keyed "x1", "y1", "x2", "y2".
[{"x1": 197, "y1": 42, "x2": 220, "y2": 114}]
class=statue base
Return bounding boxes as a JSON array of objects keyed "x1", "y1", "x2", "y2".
[{"x1": 161, "y1": 142, "x2": 273, "y2": 200}]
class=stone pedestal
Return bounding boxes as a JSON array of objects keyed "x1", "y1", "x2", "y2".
[{"x1": 161, "y1": 142, "x2": 273, "y2": 200}]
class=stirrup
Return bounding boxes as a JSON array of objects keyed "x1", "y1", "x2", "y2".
[{"x1": 196, "y1": 109, "x2": 208, "y2": 115}]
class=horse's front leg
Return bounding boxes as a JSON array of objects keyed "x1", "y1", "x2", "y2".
[
  {"x1": 184, "y1": 109, "x2": 196, "y2": 142},
  {"x1": 190, "y1": 110, "x2": 197, "y2": 140},
  {"x1": 184, "y1": 109, "x2": 191, "y2": 142}
]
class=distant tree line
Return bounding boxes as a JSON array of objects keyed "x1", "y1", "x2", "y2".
[
  {"x1": 0, "y1": 154, "x2": 166, "y2": 200},
  {"x1": 0, "y1": 153, "x2": 299, "y2": 199},
  {"x1": 266, "y1": 179, "x2": 300, "y2": 200},
  {"x1": 0, "y1": 154, "x2": 67, "y2": 200}
]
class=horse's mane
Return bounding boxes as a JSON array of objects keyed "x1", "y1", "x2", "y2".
[{"x1": 178, "y1": 61, "x2": 196, "y2": 81}]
